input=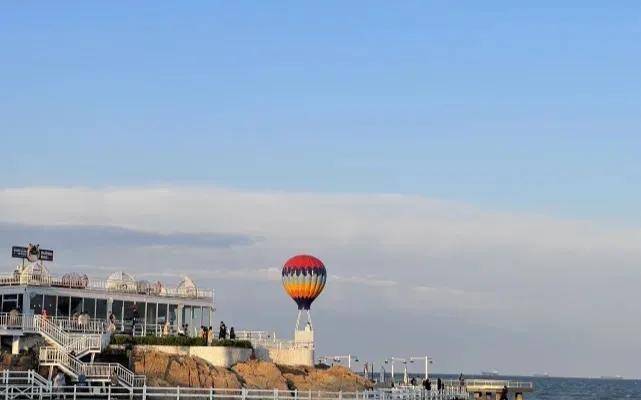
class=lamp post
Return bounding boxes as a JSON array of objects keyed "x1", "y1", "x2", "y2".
[
  {"x1": 384, "y1": 357, "x2": 408, "y2": 385},
  {"x1": 409, "y1": 356, "x2": 433, "y2": 380}
]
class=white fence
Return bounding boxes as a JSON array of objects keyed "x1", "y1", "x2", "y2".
[{"x1": 0, "y1": 380, "x2": 470, "y2": 400}]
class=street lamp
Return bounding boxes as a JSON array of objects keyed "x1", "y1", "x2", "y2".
[
  {"x1": 409, "y1": 356, "x2": 433, "y2": 380},
  {"x1": 384, "y1": 357, "x2": 408, "y2": 384}
]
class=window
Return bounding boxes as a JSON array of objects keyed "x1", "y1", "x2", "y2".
[
  {"x1": 70, "y1": 297, "x2": 82, "y2": 316},
  {"x1": 112, "y1": 300, "x2": 123, "y2": 323},
  {"x1": 182, "y1": 306, "x2": 191, "y2": 332},
  {"x1": 30, "y1": 293, "x2": 43, "y2": 314},
  {"x1": 123, "y1": 301, "x2": 134, "y2": 321},
  {"x1": 44, "y1": 295, "x2": 56, "y2": 316},
  {"x1": 193, "y1": 307, "x2": 202, "y2": 330},
  {"x1": 135, "y1": 302, "x2": 146, "y2": 324},
  {"x1": 96, "y1": 299, "x2": 107, "y2": 319},
  {"x1": 83, "y1": 298, "x2": 96, "y2": 318},
  {"x1": 2, "y1": 294, "x2": 17, "y2": 313},
  {"x1": 157, "y1": 303, "x2": 167, "y2": 324},
  {"x1": 57, "y1": 296, "x2": 70, "y2": 317},
  {"x1": 168, "y1": 304, "x2": 177, "y2": 327},
  {"x1": 202, "y1": 307, "x2": 210, "y2": 328},
  {"x1": 146, "y1": 303, "x2": 157, "y2": 326}
]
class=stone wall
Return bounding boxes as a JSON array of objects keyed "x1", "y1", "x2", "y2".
[
  {"x1": 135, "y1": 345, "x2": 252, "y2": 368},
  {"x1": 254, "y1": 346, "x2": 314, "y2": 367}
]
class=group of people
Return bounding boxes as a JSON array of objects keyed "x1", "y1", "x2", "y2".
[
  {"x1": 198, "y1": 321, "x2": 237, "y2": 344},
  {"x1": 217, "y1": 321, "x2": 236, "y2": 340},
  {"x1": 420, "y1": 377, "x2": 445, "y2": 392},
  {"x1": 416, "y1": 374, "x2": 463, "y2": 392}
]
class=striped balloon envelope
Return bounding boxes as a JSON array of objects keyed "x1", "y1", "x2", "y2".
[{"x1": 282, "y1": 254, "x2": 327, "y2": 310}]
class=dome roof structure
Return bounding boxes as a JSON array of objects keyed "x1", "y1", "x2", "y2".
[
  {"x1": 177, "y1": 276, "x2": 197, "y2": 296},
  {"x1": 106, "y1": 271, "x2": 136, "y2": 292},
  {"x1": 18, "y1": 262, "x2": 51, "y2": 285}
]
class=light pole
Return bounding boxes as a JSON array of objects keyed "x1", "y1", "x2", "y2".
[
  {"x1": 320, "y1": 354, "x2": 359, "y2": 369},
  {"x1": 409, "y1": 356, "x2": 433, "y2": 380},
  {"x1": 384, "y1": 357, "x2": 408, "y2": 385}
]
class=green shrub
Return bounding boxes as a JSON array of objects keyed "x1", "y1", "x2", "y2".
[{"x1": 110, "y1": 334, "x2": 252, "y2": 348}]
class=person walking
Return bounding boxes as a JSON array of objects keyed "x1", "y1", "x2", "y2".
[
  {"x1": 229, "y1": 327, "x2": 236, "y2": 340},
  {"x1": 53, "y1": 370, "x2": 66, "y2": 399},
  {"x1": 437, "y1": 377, "x2": 442, "y2": 392},
  {"x1": 500, "y1": 385, "x2": 508, "y2": 400}
]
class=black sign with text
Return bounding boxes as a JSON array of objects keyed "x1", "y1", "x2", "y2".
[
  {"x1": 11, "y1": 246, "x2": 28, "y2": 259},
  {"x1": 38, "y1": 249, "x2": 54, "y2": 261}
]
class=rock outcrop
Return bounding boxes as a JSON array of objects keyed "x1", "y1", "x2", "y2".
[
  {"x1": 132, "y1": 349, "x2": 373, "y2": 391},
  {"x1": 279, "y1": 365, "x2": 373, "y2": 392},
  {"x1": 132, "y1": 348, "x2": 242, "y2": 388},
  {"x1": 232, "y1": 360, "x2": 290, "y2": 390}
]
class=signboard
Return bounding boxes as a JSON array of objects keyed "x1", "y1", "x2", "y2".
[
  {"x1": 10, "y1": 244, "x2": 54, "y2": 262},
  {"x1": 11, "y1": 246, "x2": 28, "y2": 259},
  {"x1": 38, "y1": 249, "x2": 54, "y2": 262}
]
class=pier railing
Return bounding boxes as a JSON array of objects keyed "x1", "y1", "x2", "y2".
[{"x1": 0, "y1": 369, "x2": 471, "y2": 399}]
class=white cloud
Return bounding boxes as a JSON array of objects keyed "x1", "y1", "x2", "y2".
[{"x1": 1, "y1": 185, "x2": 641, "y2": 376}]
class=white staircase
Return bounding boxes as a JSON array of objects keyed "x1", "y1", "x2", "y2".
[
  {"x1": 29, "y1": 315, "x2": 103, "y2": 358},
  {"x1": 0, "y1": 313, "x2": 145, "y2": 387},
  {"x1": 39, "y1": 347, "x2": 146, "y2": 387}
]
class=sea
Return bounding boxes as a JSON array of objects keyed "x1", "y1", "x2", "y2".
[
  {"x1": 406, "y1": 374, "x2": 641, "y2": 399},
  {"x1": 497, "y1": 376, "x2": 641, "y2": 400}
]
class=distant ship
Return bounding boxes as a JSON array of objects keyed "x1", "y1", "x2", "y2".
[
  {"x1": 481, "y1": 370, "x2": 500, "y2": 377},
  {"x1": 600, "y1": 375, "x2": 624, "y2": 380},
  {"x1": 533, "y1": 373, "x2": 549, "y2": 378}
]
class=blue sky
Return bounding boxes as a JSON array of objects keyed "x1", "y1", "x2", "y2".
[
  {"x1": 2, "y1": 3, "x2": 641, "y2": 376},
  {"x1": 2, "y1": 2, "x2": 641, "y2": 220}
]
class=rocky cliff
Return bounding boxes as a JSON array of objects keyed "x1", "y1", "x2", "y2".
[{"x1": 132, "y1": 349, "x2": 373, "y2": 391}]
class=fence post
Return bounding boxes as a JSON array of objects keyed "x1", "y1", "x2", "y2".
[
  {"x1": 177, "y1": 386, "x2": 180, "y2": 400},
  {"x1": 274, "y1": 388, "x2": 278, "y2": 400},
  {"x1": 143, "y1": 384, "x2": 147, "y2": 400},
  {"x1": 339, "y1": 391, "x2": 343, "y2": 400},
  {"x1": 295, "y1": 389, "x2": 298, "y2": 400},
  {"x1": 73, "y1": 385, "x2": 77, "y2": 400}
]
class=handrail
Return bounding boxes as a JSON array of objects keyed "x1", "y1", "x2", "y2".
[
  {"x1": 33, "y1": 315, "x2": 102, "y2": 355},
  {"x1": 463, "y1": 379, "x2": 534, "y2": 389}
]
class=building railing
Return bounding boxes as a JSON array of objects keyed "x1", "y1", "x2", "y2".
[
  {"x1": 235, "y1": 330, "x2": 313, "y2": 350},
  {"x1": 0, "y1": 272, "x2": 214, "y2": 301},
  {"x1": 51, "y1": 316, "x2": 107, "y2": 333}
]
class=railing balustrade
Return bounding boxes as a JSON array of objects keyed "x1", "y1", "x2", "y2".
[{"x1": 0, "y1": 272, "x2": 214, "y2": 300}]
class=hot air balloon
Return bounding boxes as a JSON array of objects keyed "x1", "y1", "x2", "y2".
[{"x1": 282, "y1": 254, "x2": 326, "y2": 330}]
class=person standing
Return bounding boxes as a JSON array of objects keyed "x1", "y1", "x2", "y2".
[
  {"x1": 437, "y1": 377, "x2": 442, "y2": 392},
  {"x1": 229, "y1": 327, "x2": 236, "y2": 340},
  {"x1": 219, "y1": 321, "x2": 227, "y2": 340}
]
